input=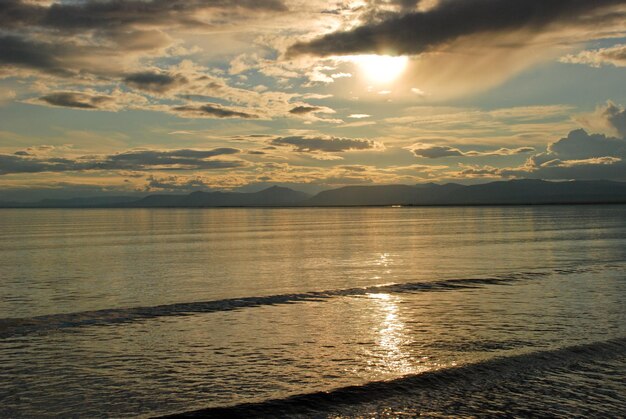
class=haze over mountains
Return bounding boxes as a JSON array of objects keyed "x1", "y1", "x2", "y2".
[
  {"x1": 133, "y1": 186, "x2": 310, "y2": 207},
  {"x1": 3, "y1": 180, "x2": 626, "y2": 208},
  {"x1": 306, "y1": 180, "x2": 626, "y2": 206}
]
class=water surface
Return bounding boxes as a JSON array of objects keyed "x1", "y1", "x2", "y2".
[{"x1": 1, "y1": 206, "x2": 625, "y2": 417}]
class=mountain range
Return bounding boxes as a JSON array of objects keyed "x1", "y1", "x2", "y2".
[{"x1": 2, "y1": 180, "x2": 626, "y2": 208}]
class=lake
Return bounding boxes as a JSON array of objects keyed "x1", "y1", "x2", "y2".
[{"x1": 1, "y1": 206, "x2": 625, "y2": 417}]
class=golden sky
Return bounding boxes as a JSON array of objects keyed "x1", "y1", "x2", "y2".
[{"x1": 1, "y1": 0, "x2": 625, "y2": 200}]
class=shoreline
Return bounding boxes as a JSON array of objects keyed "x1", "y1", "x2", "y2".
[{"x1": 2, "y1": 201, "x2": 626, "y2": 209}]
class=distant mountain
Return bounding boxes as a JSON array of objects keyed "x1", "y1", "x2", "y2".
[
  {"x1": 304, "y1": 180, "x2": 626, "y2": 206},
  {"x1": 39, "y1": 196, "x2": 140, "y2": 207},
  {"x1": 3, "y1": 181, "x2": 626, "y2": 208},
  {"x1": 305, "y1": 184, "x2": 421, "y2": 206},
  {"x1": 0, "y1": 201, "x2": 20, "y2": 208},
  {"x1": 128, "y1": 186, "x2": 311, "y2": 207},
  {"x1": 0, "y1": 196, "x2": 138, "y2": 208},
  {"x1": 303, "y1": 183, "x2": 464, "y2": 206},
  {"x1": 440, "y1": 179, "x2": 626, "y2": 205}
]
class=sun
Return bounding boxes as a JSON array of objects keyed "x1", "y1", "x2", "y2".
[{"x1": 352, "y1": 55, "x2": 409, "y2": 84}]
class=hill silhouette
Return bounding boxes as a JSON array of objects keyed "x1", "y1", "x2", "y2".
[
  {"x1": 2, "y1": 180, "x2": 626, "y2": 208},
  {"x1": 304, "y1": 180, "x2": 626, "y2": 206}
]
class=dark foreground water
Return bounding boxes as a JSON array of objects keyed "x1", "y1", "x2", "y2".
[{"x1": 1, "y1": 206, "x2": 625, "y2": 417}]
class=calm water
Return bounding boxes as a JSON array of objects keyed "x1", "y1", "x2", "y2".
[{"x1": 1, "y1": 206, "x2": 625, "y2": 417}]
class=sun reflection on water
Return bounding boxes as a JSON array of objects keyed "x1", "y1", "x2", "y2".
[{"x1": 367, "y1": 292, "x2": 416, "y2": 376}]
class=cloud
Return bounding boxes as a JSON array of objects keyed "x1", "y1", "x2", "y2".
[
  {"x1": 144, "y1": 174, "x2": 216, "y2": 192},
  {"x1": 514, "y1": 157, "x2": 625, "y2": 180},
  {"x1": 0, "y1": 32, "x2": 171, "y2": 79},
  {"x1": 455, "y1": 164, "x2": 504, "y2": 178},
  {"x1": 539, "y1": 156, "x2": 622, "y2": 167},
  {"x1": 446, "y1": 105, "x2": 626, "y2": 181},
  {"x1": 408, "y1": 144, "x2": 535, "y2": 158},
  {"x1": 0, "y1": 87, "x2": 16, "y2": 105},
  {"x1": 244, "y1": 160, "x2": 447, "y2": 190},
  {"x1": 171, "y1": 103, "x2": 258, "y2": 119},
  {"x1": 0, "y1": 34, "x2": 75, "y2": 76},
  {"x1": 0, "y1": 147, "x2": 244, "y2": 175},
  {"x1": 529, "y1": 128, "x2": 626, "y2": 166},
  {"x1": 605, "y1": 103, "x2": 626, "y2": 139},
  {"x1": 284, "y1": 103, "x2": 340, "y2": 123},
  {"x1": 37, "y1": 92, "x2": 115, "y2": 110},
  {"x1": 19, "y1": 54, "x2": 326, "y2": 120},
  {"x1": 18, "y1": 58, "x2": 305, "y2": 121},
  {"x1": 380, "y1": 104, "x2": 577, "y2": 146},
  {"x1": 270, "y1": 135, "x2": 384, "y2": 153},
  {"x1": 289, "y1": 105, "x2": 321, "y2": 115},
  {"x1": 560, "y1": 44, "x2": 626, "y2": 68},
  {"x1": 124, "y1": 71, "x2": 188, "y2": 93},
  {"x1": 471, "y1": 122, "x2": 626, "y2": 180},
  {"x1": 341, "y1": 120, "x2": 376, "y2": 128},
  {"x1": 0, "y1": 0, "x2": 287, "y2": 79},
  {"x1": 409, "y1": 145, "x2": 465, "y2": 158},
  {"x1": 288, "y1": 0, "x2": 625, "y2": 57},
  {"x1": 107, "y1": 148, "x2": 241, "y2": 166},
  {"x1": 479, "y1": 147, "x2": 537, "y2": 156},
  {"x1": 0, "y1": 0, "x2": 287, "y2": 32},
  {"x1": 453, "y1": 157, "x2": 623, "y2": 180},
  {"x1": 302, "y1": 93, "x2": 334, "y2": 100},
  {"x1": 25, "y1": 89, "x2": 148, "y2": 112},
  {"x1": 286, "y1": 0, "x2": 626, "y2": 99}
]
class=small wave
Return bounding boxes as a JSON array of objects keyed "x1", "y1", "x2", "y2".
[
  {"x1": 0, "y1": 264, "x2": 617, "y2": 339},
  {"x1": 160, "y1": 336, "x2": 626, "y2": 418}
]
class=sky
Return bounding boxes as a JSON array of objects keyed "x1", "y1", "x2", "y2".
[{"x1": 1, "y1": 0, "x2": 626, "y2": 200}]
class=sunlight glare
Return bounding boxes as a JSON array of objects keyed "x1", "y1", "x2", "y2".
[{"x1": 353, "y1": 55, "x2": 408, "y2": 84}]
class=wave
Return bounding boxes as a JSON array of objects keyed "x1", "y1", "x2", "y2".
[
  {"x1": 0, "y1": 263, "x2": 620, "y2": 339},
  {"x1": 160, "y1": 336, "x2": 626, "y2": 418}
]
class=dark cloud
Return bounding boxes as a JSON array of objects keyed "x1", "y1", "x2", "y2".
[
  {"x1": 124, "y1": 71, "x2": 188, "y2": 93},
  {"x1": 0, "y1": 35, "x2": 74, "y2": 76},
  {"x1": 0, "y1": 148, "x2": 243, "y2": 175},
  {"x1": 289, "y1": 105, "x2": 321, "y2": 115},
  {"x1": 324, "y1": 0, "x2": 423, "y2": 26},
  {"x1": 410, "y1": 144, "x2": 535, "y2": 158},
  {"x1": 0, "y1": 0, "x2": 43, "y2": 29},
  {"x1": 38, "y1": 92, "x2": 114, "y2": 110},
  {"x1": 48, "y1": 0, "x2": 286, "y2": 30},
  {"x1": 0, "y1": 0, "x2": 287, "y2": 77},
  {"x1": 172, "y1": 103, "x2": 258, "y2": 119},
  {"x1": 0, "y1": 32, "x2": 171, "y2": 77},
  {"x1": 0, "y1": 154, "x2": 69, "y2": 175},
  {"x1": 493, "y1": 126, "x2": 626, "y2": 180},
  {"x1": 271, "y1": 135, "x2": 382, "y2": 152},
  {"x1": 530, "y1": 129, "x2": 626, "y2": 166},
  {"x1": 0, "y1": 0, "x2": 287, "y2": 32},
  {"x1": 411, "y1": 145, "x2": 464, "y2": 158},
  {"x1": 288, "y1": 0, "x2": 625, "y2": 57},
  {"x1": 108, "y1": 148, "x2": 241, "y2": 166}
]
